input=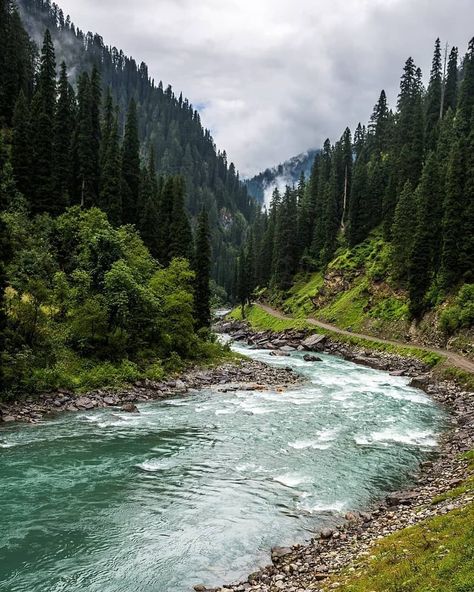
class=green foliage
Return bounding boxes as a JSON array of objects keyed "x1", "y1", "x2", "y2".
[
  {"x1": 283, "y1": 272, "x2": 324, "y2": 318},
  {"x1": 1, "y1": 205, "x2": 205, "y2": 396},
  {"x1": 439, "y1": 284, "x2": 474, "y2": 334}
]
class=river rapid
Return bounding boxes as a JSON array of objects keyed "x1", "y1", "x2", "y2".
[{"x1": 0, "y1": 340, "x2": 447, "y2": 592}]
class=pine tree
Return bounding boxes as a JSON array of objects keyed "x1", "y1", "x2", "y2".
[
  {"x1": 194, "y1": 209, "x2": 211, "y2": 328},
  {"x1": 99, "y1": 108, "x2": 122, "y2": 225},
  {"x1": 425, "y1": 38, "x2": 443, "y2": 150},
  {"x1": 72, "y1": 72, "x2": 94, "y2": 206},
  {"x1": 169, "y1": 176, "x2": 193, "y2": 260},
  {"x1": 121, "y1": 98, "x2": 140, "y2": 225},
  {"x1": 138, "y1": 174, "x2": 161, "y2": 259},
  {"x1": 52, "y1": 62, "x2": 75, "y2": 213},
  {"x1": 156, "y1": 176, "x2": 175, "y2": 264},
  {"x1": 443, "y1": 47, "x2": 458, "y2": 116},
  {"x1": 348, "y1": 147, "x2": 369, "y2": 246},
  {"x1": 408, "y1": 153, "x2": 442, "y2": 318},
  {"x1": 272, "y1": 186, "x2": 298, "y2": 289},
  {"x1": 30, "y1": 29, "x2": 56, "y2": 214},
  {"x1": 11, "y1": 90, "x2": 32, "y2": 196},
  {"x1": 369, "y1": 90, "x2": 390, "y2": 153},
  {"x1": 391, "y1": 180, "x2": 418, "y2": 280}
]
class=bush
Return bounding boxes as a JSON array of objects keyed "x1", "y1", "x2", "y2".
[{"x1": 440, "y1": 284, "x2": 474, "y2": 334}]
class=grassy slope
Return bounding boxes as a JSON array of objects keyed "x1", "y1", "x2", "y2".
[
  {"x1": 324, "y1": 452, "x2": 474, "y2": 592},
  {"x1": 229, "y1": 305, "x2": 442, "y2": 367}
]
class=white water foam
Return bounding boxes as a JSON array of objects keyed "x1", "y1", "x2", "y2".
[
  {"x1": 136, "y1": 458, "x2": 181, "y2": 472},
  {"x1": 355, "y1": 428, "x2": 437, "y2": 448},
  {"x1": 288, "y1": 439, "x2": 331, "y2": 451},
  {"x1": 300, "y1": 500, "x2": 346, "y2": 514},
  {"x1": 273, "y1": 473, "x2": 309, "y2": 488}
]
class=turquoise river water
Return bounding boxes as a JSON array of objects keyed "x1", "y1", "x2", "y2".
[{"x1": 0, "y1": 341, "x2": 448, "y2": 592}]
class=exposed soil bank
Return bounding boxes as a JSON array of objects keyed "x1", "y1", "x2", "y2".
[{"x1": 196, "y1": 320, "x2": 474, "y2": 592}]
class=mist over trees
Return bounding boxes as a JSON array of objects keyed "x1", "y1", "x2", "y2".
[{"x1": 237, "y1": 37, "x2": 474, "y2": 320}]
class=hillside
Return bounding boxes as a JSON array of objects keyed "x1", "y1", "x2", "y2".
[
  {"x1": 16, "y1": 0, "x2": 258, "y2": 293},
  {"x1": 235, "y1": 37, "x2": 474, "y2": 351},
  {"x1": 279, "y1": 232, "x2": 474, "y2": 359},
  {"x1": 244, "y1": 149, "x2": 319, "y2": 206}
]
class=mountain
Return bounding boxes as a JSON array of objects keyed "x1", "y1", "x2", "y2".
[
  {"x1": 245, "y1": 149, "x2": 319, "y2": 206},
  {"x1": 236, "y1": 37, "x2": 474, "y2": 353},
  {"x1": 16, "y1": 0, "x2": 257, "y2": 293}
]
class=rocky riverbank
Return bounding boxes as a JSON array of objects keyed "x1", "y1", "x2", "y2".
[
  {"x1": 193, "y1": 320, "x2": 474, "y2": 592},
  {"x1": 0, "y1": 357, "x2": 300, "y2": 425}
]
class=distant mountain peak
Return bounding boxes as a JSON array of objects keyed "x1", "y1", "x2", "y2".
[{"x1": 245, "y1": 149, "x2": 319, "y2": 206}]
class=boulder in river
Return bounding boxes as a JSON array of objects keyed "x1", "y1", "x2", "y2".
[
  {"x1": 303, "y1": 354, "x2": 322, "y2": 362},
  {"x1": 301, "y1": 334, "x2": 327, "y2": 351},
  {"x1": 121, "y1": 403, "x2": 139, "y2": 413}
]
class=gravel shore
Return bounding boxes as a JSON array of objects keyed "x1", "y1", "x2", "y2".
[{"x1": 192, "y1": 321, "x2": 474, "y2": 592}]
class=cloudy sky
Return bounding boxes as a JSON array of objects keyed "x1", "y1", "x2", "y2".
[{"x1": 57, "y1": 0, "x2": 473, "y2": 177}]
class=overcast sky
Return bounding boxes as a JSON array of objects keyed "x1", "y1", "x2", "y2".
[{"x1": 57, "y1": 0, "x2": 473, "y2": 177}]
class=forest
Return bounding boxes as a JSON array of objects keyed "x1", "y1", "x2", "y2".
[
  {"x1": 237, "y1": 38, "x2": 474, "y2": 330},
  {"x1": 0, "y1": 0, "x2": 220, "y2": 396}
]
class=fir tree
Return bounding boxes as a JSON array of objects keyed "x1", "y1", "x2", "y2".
[
  {"x1": 425, "y1": 38, "x2": 443, "y2": 150},
  {"x1": 391, "y1": 180, "x2": 418, "y2": 280},
  {"x1": 99, "y1": 108, "x2": 122, "y2": 226},
  {"x1": 443, "y1": 47, "x2": 458, "y2": 116},
  {"x1": 52, "y1": 62, "x2": 75, "y2": 213},
  {"x1": 121, "y1": 98, "x2": 140, "y2": 225},
  {"x1": 169, "y1": 177, "x2": 193, "y2": 260},
  {"x1": 408, "y1": 153, "x2": 442, "y2": 318},
  {"x1": 11, "y1": 90, "x2": 32, "y2": 196},
  {"x1": 30, "y1": 29, "x2": 56, "y2": 214},
  {"x1": 194, "y1": 209, "x2": 211, "y2": 328}
]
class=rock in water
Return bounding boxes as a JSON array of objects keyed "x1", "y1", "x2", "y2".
[
  {"x1": 121, "y1": 403, "x2": 139, "y2": 413},
  {"x1": 303, "y1": 354, "x2": 322, "y2": 362}
]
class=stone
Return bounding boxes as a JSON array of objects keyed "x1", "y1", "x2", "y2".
[
  {"x1": 409, "y1": 374, "x2": 432, "y2": 390},
  {"x1": 320, "y1": 528, "x2": 334, "y2": 539},
  {"x1": 280, "y1": 346, "x2": 296, "y2": 352},
  {"x1": 303, "y1": 354, "x2": 322, "y2": 362},
  {"x1": 301, "y1": 334, "x2": 327, "y2": 350},
  {"x1": 121, "y1": 403, "x2": 139, "y2": 413},
  {"x1": 386, "y1": 491, "x2": 418, "y2": 506},
  {"x1": 271, "y1": 546, "x2": 293, "y2": 559},
  {"x1": 1, "y1": 415, "x2": 16, "y2": 423},
  {"x1": 75, "y1": 397, "x2": 95, "y2": 410}
]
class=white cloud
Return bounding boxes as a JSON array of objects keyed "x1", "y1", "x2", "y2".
[{"x1": 57, "y1": 0, "x2": 473, "y2": 176}]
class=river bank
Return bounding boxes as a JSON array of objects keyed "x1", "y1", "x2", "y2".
[
  {"x1": 0, "y1": 357, "x2": 301, "y2": 425},
  {"x1": 202, "y1": 319, "x2": 474, "y2": 592}
]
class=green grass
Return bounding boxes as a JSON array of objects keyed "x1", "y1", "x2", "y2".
[
  {"x1": 437, "y1": 365, "x2": 474, "y2": 391},
  {"x1": 326, "y1": 503, "x2": 474, "y2": 592},
  {"x1": 315, "y1": 278, "x2": 370, "y2": 330},
  {"x1": 1, "y1": 340, "x2": 238, "y2": 399},
  {"x1": 229, "y1": 305, "x2": 314, "y2": 332},
  {"x1": 327, "y1": 452, "x2": 474, "y2": 592},
  {"x1": 230, "y1": 305, "x2": 443, "y2": 367},
  {"x1": 283, "y1": 272, "x2": 324, "y2": 318}
]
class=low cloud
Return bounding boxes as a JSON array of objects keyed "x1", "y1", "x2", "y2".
[{"x1": 58, "y1": 0, "x2": 474, "y2": 176}]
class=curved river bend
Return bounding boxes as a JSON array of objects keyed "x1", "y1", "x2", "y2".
[{"x1": 0, "y1": 341, "x2": 447, "y2": 592}]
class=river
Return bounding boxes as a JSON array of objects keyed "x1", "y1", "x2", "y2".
[{"x1": 0, "y1": 341, "x2": 447, "y2": 592}]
